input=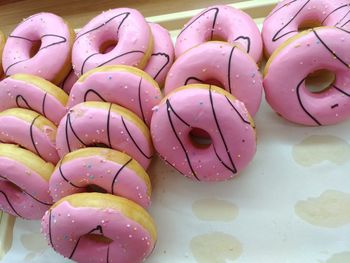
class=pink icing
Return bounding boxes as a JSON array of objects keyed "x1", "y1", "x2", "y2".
[
  {"x1": 41, "y1": 200, "x2": 155, "y2": 263},
  {"x1": 56, "y1": 102, "x2": 153, "y2": 169},
  {"x1": 61, "y1": 69, "x2": 79, "y2": 94},
  {"x1": 72, "y1": 8, "x2": 152, "y2": 76},
  {"x1": 67, "y1": 67, "x2": 162, "y2": 126},
  {"x1": 2, "y1": 13, "x2": 72, "y2": 84},
  {"x1": 264, "y1": 27, "x2": 350, "y2": 126},
  {"x1": 0, "y1": 76, "x2": 67, "y2": 125},
  {"x1": 263, "y1": 0, "x2": 350, "y2": 57},
  {"x1": 0, "y1": 114, "x2": 59, "y2": 164},
  {"x1": 0, "y1": 156, "x2": 52, "y2": 220},
  {"x1": 164, "y1": 42, "x2": 263, "y2": 116},
  {"x1": 49, "y1": 150, "x2": 151, "y2": 208},
  {"x1": 151, "y1": 85, "x2": 256, "y2": 182},
  {"x1": 144, "y1": 23, "x2": 174, "y2": 87},
  {"x1": 175, "y1": 5, "x2": 262, "y2": 62}
]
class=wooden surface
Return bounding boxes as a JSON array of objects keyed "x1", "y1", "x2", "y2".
[{"x1": 0, "y1": 0, "x2": 244, "y2": 35}]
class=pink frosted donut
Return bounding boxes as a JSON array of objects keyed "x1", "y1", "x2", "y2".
[
  {"x1": 165, "y1": 41, "x2": 263, "y2": 116},
  {"x1": 49, "y1": 148, "x2": 152, "y2": 208},
  {"x1": 175, "y1": 5, "x2": 262, "y2": 62},
  {"x1": 41, "y1": 193, "x2": 157, "y2": 263},
  {"x1": 67, "y1": 65, "x2": 162, "y2": 126},
  {"x1": 151, "y1": 84, "x2": 256, "y2": 182},
  {"x1": 144, "y1": 23, "x2": 174, "y2": 87},
  {"x1": 263, "y1": 0, "x2": 350, "y2": 57},
  {"x1": 0, "y1": 144, "x2": 54, "y2": 219},
  {"x1": 0, "y1": 108, "x2": 59, "y2": 164},
  {"x1": 56, "y1": 101, "x2": 153, "y2": 169},
  {"x1": 2, "y1": 12, "x2": 74, "y2": 84},
  {"x1": 264, "y1": 27, "x2": 350, "y2": 126},
  {"x1": 72, "y1": 8, "x2": 153, "y2": 76},
  {"x1": 61, "y1": 69, "x2": 78, "y2": 94},
  {"x1": 0, "y1": 74, "x2": 68, "y2": 125}
]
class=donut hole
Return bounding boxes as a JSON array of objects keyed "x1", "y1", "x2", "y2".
[
  {"x1": 29, "y1": 40, "x2": 42, "y2": 58},
  {"x1": 85, "y1": 184, "x2": 108, "y2": 194},
  {"x1": 298, "y1": 20, "x2": 322, "y2": 32},
  {"x1": 204, "y1": 79, "x2": 225, "y2": 89},
  {"x1": 99, "y1": 39, "x2": 118, "y2": 54},
  {"x1": 189, "y1": 128, "x2": 212, "y2": 149},
  {"x1": 305, "y1": 69, "x2": 336, "y2": 93},
  {"x1": 84, "y1": 233, "x2": 113, "y2": 244}
]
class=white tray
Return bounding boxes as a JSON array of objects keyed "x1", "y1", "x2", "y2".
[{"x1": 2, "y1": 1, "x2": 350, "y2": 262}]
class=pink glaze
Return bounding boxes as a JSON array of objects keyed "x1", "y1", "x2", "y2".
[
  {"x1": 0, "y1": 112, "x2": 59, "y2": 164},
  {"x1": 67, "y1": 66, "x2": 162, "y2": 126},
  {"x1": 56, "y1": 102, "x2": 153, "y2": 169},
  {"x1": 264, "y1": 27, "x2": 350, "y2": 126},
  {"x1": 0, "y1": 75, "x2": 67, "y2": 125},
  {"x1": 144, "y1": 23, "x2": 174, "y2": 87},
  {"x1": 175, "y1": 5, "x2": 262, "y2": 62},
  {"x1": 49, "y1": 148, "x2": 151, "y2": 208},
  {"x1": 72, "y1": 8, "x2": 152, "y2": 76},
  {"x1": 0, "y1": 156, "x2": 53, "y2": 220},
  {"x1": 2, "y1": 13, "x2": 73, "y2": 84},
  {"x1": 151, "y1": 85, "x2": 256, "y2": 182},
  {"x1": 165, "y1": 42, "x2": 263, "y2": 116},
  {"x1": 41, "y1": 198, "x2": 155, "y2": 263},
  {"x1": 263, "y1": 0, "x2": 350, "y2": 57},
  {"x1": 61, "y1": 69, "x2": 79, "y2": 94}
]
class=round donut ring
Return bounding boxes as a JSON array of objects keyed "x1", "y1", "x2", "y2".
[
  {"x1": 60, "y1": 69, "x2": 79, "y2": 94},
  {"x1": 151, "y1": 84, "x2": 256, "y2": 182},
  {"x1": 165, "y1": 41, "x2": 263, "y2": 116},
  {"x1": 262, "y1": 0, "x2": 350, "y2": 57},
  {"x1": 264, "y1": 27, "x2": 350, "y2": 126},
  {"x1": 72, "y1": 8, "x2": 153, "y2": 76},
  {"x1": 0, "y1": 31, "x2": 5, "y2": 78},
  {"x1": 0, "y1": 144, "x2": 54, "y2": 220},
  {"x1": 0, "y1": 108, "x2": 59, "y2": 164},
  {"x1": 49, "y1": 147, "x2": 152, "y2": 208},
  {"x1": 56, "y1": 101, "x2": 153, "y2": 169},
  {"x1": 144, "y1": 23, "x2": 174, "y2": 87},
  {"x1": 41, "y1": 193, "x2": 157, "y2": 263},
  {"x1": 2, "y1": 12, "x2": 74, "y2": 84},
  {"x1": 0, "y1": 74, "x2": 68, "y2": 125},
  {"x1": 175, "y1": 5, "x2": 262, "y2": 62},
  {"x1": 67, "y1": 65, "x2": 162, "y2": 126}
]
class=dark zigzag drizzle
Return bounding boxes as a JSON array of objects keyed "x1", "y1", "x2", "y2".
[
  {"x1": 225, "y1": 96, "x2": 251, "y2": 125},
  {"x1": 106, "y1": 103, "x2": 112, "y2": 148},
  {"x1": 111, "y1": 158, "x2": 132, "y2": 194},
  {"x1": 83, "y1": 89, "x2": 107, "y2": 102},
  {"x1": 65, "y1": 112, "x2": 88, "y2": 152},
  {"x1": 42, "y1": 93, "x2": 48, "y2": 118},
  {"x1": 16, "y1": 92, "x2": 48, "y2": 118},
  {"x1": 321, "y1": 4, "x2": 350, "y2": 24},
  {"x1": 184, "y1": 77, "x2": 205, "y2": 85},
  {"x1": 265, "y1": 0, "x2": 298, "y2": 20},
  {"x1": 150, "y1": 52, "x2": 170, "y2": 79},
  {"x1": 233, "y1": 36, "x2": 251, "y2": 54},
  {"x1": 137, "y1": 78, "x2": 146, "y2": 123},
  {"x1": 30, "y1": 115, "x2": 43, "y2": 159},
  {"x1": 48, "y1": 210, "x2": 55, "y2": 249},
  {"x1": 227, "y1": 46, "x2": 235, "y2": 93},
  {"x1": 0, "y1": 190, "x2": 22, "y2": 217},
  {"x1": 58, "y1": 159, "x2": 85, "y2": 189},
  {"x1": 106, "y1": 245, "x2": 110, "y2": 263},
  {"x1": 212, "y1": 144, "x2": 236, "y2": 173}
]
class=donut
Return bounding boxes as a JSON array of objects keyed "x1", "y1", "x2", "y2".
[
  {"x1": 0, "y1": 30, "x2": 5, "y2": 78},
  {"x1": 0, "y1": 108, "x2": 59, "y2": 164},
  {"x1": 175, "y1": 5, "x2": 262, "y2": 62},
  {"x1": 49, "y1": 147, "x2": 152, "y2": 208},
  {"x1": 67, "y1": 65, "x2": 161, "y2": 126},
  {"x1": 0, "y1": 143, "x2": 54, "y2": 219},
  {"x1": 164, "y1": 41, "x2": 263, "y2": 116},
  {"x1": 2, "y1": 12, "x2": 74, "y2": 84},
  {"x1": 60, "y1": 69, "x2": 78, "y2": 94},
  {"x1": 0, "y1": 74, "x2": 68, "y2": 125},
  {"x1": 264, "y1": 27, "x2": 350, "y2": 126},
  {"x1": 144, "y1": 23, "x2": 174, "y2": 87},
  {"x1": 72, "y1": 8, "x2": 153, "y2": 76},
  {"x1": 56, "y1": 101, "x2": 153, "y2": 169},
  {"x1": 41, "y1": 193, "x2": 157, "y2": 263},
  {"x1": 262, "y1": 0, "x2": 350, "y2": 57},
  {"x1": 151, "y1": 84, "x2": 256, "y2": 182}
]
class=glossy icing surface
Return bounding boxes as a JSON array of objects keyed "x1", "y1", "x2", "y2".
[
  {"x1": 41, "y1": 193, "x2": 156, "y2": 263},
  {"x1": 72, "y1": 8, "x2": 153, "y2": 76},
  {"x1": 2, "y1": 12, "x2": 73, "y2": 84},
  {"x1": 0, "y1": 108, "x2": 59, "y2": 164},
  {"x1": 264, "y1": 27, "x2": 350, "y2": 126},
  {"x1": 0, "y1": 144, "x2": 54, "y2": 220},
  {"x1": 263, "y1": 0, "x2": 350, "y2": 57},
  {"x1": 0, "y1": 74, "x2": 68, "y2": 125},
  {"x1": 144, "y1": 23, "x2": 174, "y2": 87},
  {"x1": 165, "y1": 41, "x2": 263, "y2": 116},
  {"x1": 175, "y1": 5, "x2": 262, "y2": 62},
  {"x1": 151, "y1": 84, "x2": 256, "y2": 182},
  {"x1": 56, "y1": 101, "x2": 153, "y2": 169},
  {"x1": 68, "y1": 65, "x2": 162, "y2": 126},
  {"x1": 49, "y1": 148, "x2": 151, "y2": 208}
]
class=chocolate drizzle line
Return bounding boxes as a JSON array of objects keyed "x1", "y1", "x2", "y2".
[
  {"x1": 322, "y1": 4, "x2": 350, "y2": 24},
  {"x1": 16, "y1": 95, "x2": 32, "y2": 110},
  {"x1": 48, "y1": 210, "x2": 54, "y2": 249},
  {"x1": 30, "y1": 114, "x2": 43, "y2": 159},
  {"x1": 233, "y1": 36, "x2": 251, "y2": 54},
  {"x1": 106, "y1": 103, "x2": 113, "y2": 148},
  {"x1": 332, "y1": 85, "x2": 350, "y2": 97},
  {"x1": 58, "y1": 158, "x2": 85, "y2": 189},
  {"x1": 150, "y1": 52, "x2": 170, "y2": 79},
  {"x1": 225, "y1": 96, "x2": 251, "y2": 125},
  {"x1": 111, "y1": 158, "x2": 132, "y2": 194},
  {"x1": 65, "y1": 112, "x2": 88, "y2": 152},
  {"x1": 83, "y1": 89, "x2": 107, "y2": 102},
  {"x1": 121, "y1": 117, "x2": 152, "y2": 159},
  {"x1": 265, "y1": 0, "x2": 298, "y2": 20},
  {"x1": 42, "y1": 92, "x2": 48, "y2": 117},
  {"x1": 106, "y1": 245, "x2": 110, "y2": 263},
  {"x1": 184, "y1": 77, "x2": 205, "y2": 85},
  {"x1": 227, "y1": 46, "x2": 235, "y2": 93},
  {"x1": 137, "y1": 78, "x2": 146, "y2": 123},
  {"x1": 0, "y1": 190, "x2": 22, "y2": 217}
]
